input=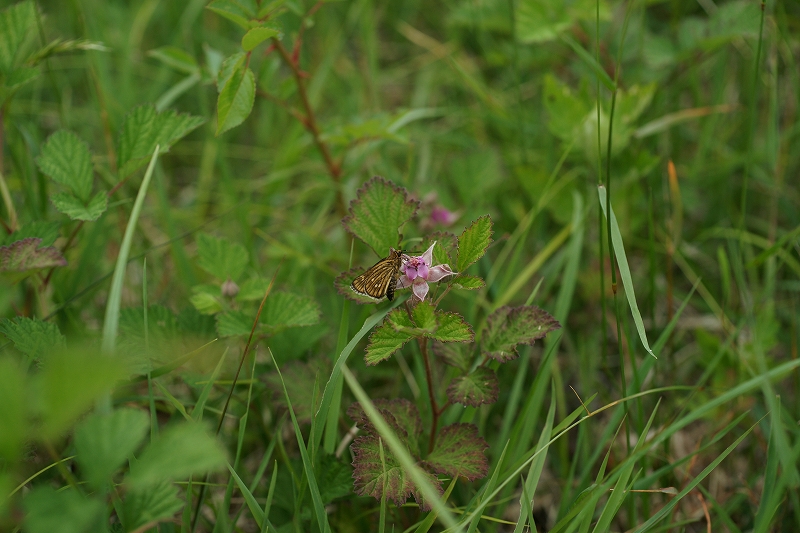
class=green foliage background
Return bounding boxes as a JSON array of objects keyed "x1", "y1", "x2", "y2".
[{"x1": 1, "y1": 0, "x2": 799, "y2": 531}]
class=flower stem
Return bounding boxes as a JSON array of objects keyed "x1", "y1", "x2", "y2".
[{"x1": 418, "y1": 336, "x2": 439, "y2": 453}]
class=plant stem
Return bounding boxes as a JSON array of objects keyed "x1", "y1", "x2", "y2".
[
  {"x1": 418, "y1": 336, "x2": 439, "y2": 453},
  {"x1": 271, "y1": 38, "x2": 346, "y2": 217}
]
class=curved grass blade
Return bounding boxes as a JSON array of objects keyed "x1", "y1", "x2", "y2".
[{"x1": 597, "y1": 185, "x2": 655, "y2": 358}]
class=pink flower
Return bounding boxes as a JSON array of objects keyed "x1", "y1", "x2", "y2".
[
  {"x1": 430, "y1": 206, "x2": 457, "y2": 226},
  {"x1": 397, "y1": 242, "x2": 456, "y2": 301}
]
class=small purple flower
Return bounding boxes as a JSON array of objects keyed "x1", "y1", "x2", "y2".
[
  {"x1": 397, "y1": 242, "x2": 456, "y2": 301},
  {"x1": 430, "y1": 206, "x2": 457, "y2": 226}
]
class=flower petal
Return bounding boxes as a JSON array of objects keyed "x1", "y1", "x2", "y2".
[
  {"x1": 427, "y1": 264, "x2": 456, "y2": 282},
  {"x1": 412, "y1": 279, "x2": 429, "y2": 301},
  {"x1": 406, "y1": 265, "x2": 418, "y2": 281},
  {"x1": 417, "y1": 262, "x2": 429, "y2": 280},
  {"x1": 421, "y1": 242, "x2": 436, "y2": 267},
  {"x1": 397, "y1": 275, "x2": 411, "y2": 289}
]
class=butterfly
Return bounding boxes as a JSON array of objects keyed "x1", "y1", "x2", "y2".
[{"x1": 350, "y1": 248, "x2": 404, "y2": 301}]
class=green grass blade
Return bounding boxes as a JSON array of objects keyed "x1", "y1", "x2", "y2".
[
  {"x1": 101, "y1": 145, "x2": 160, "y2": 356},
  {"x1": 270, "y1": 350, "x2": 331, "y2": 533},
  {"x1": 598, "y1": 185, "x2": 655, "y2": 358}
]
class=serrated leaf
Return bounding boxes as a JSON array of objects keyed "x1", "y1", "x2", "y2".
[
  {"x1": 386, "y1": 305, "x2": 432, "y2": 337},
  {"x1": 411, "y1": 300, "x2": 437, "y2": 333},
  {"x1": 206, "y1": 0, "x2": 256, "y2": 30},
  {"x1": 351, "y1": 433, "x2": 421, "y2": 507},
  {"x1": 196, "y1": 232, "x2": 249, "y2": 281},
  {"x1": 456, "y1": 215, "x2": 493, "y2": 272},
  {"x1": 74, "y1": 408, "x2": 149, "y2": 490},
  {"x1": 347, "y1": 399, "x2": 422, "y2": 439},
  {"x1": 365, "y1": 310, "x2": 414, "y2": 365},
  {"x1": 432, "y1": 312, "x2": 474, "y2": 342},
  {"x1": 2, "y1": 221, "x2": 60, "y2": 247},
  {"x1": 35, "y1": 346, "x2": 128, "y2": 440},
  {"x1": 481, "y1": 305, "x2": 561, "y2": 362},
  {"x1": 216, "y1": 53, "x2": 255, "y2": 135},
  {"x1": 215, "y1": 310, "x2": 250, "y2": 336},
  {"x1": 0, "y1": 358, "x2": 26, "y2": 461},
  {"x1": 146, "y1": 46, "x2": 198, "y2": 74},
  {"x1": 423, "y1": 423, "x2": 488, "y2": 481},
  {"x1": 335, "y1": 267, "x2": 379, "y2": 304},
  {"x1": 125, "y1": 422, "x2": 227, "y2": 488},
  {"x1": 117, "y1": 105, "x2": 206, "y2": 176},
  {"x1": 0, "y1": 0, "x2": 36, "y2": 74},
  {"x1": 432, "y1": 341, "x2": 472, "y2": 371},
  {"x1": 190, "y1": 288, "x2": 223, "y2": 315},
  {"x1": 319, "y1": 454, "x2": 353, "y2": 504},
  {"x1": 446, "y1": 367, "x2": 498, "y2": 407},
  {"x1": 342, "y1": 176, "x2": 419, "y2": 256},
  {"x1": 236, "y1": 277, "x2": 271, "y2": 301},
  {"x1": 0, "y1": 316, "x2": 65, "y2": 360},
  {"x1": 50, "y1": 191, "x2": 107, "y2": 221},
  {"x1": 242, "y1": 26, "x2": 279, "y2": 51},
  {"x1": 263, "y1": 291, "x2": 321, "y2": 330},
  {"x1": 22, "y1": 487, "x2": 104, "y2": 533},
  {"x1": 121, "y1": 481, "x2": 183, "y2": 532},
  {"x1": 36, "y1": 130, "x2": 93, "y2": 200},
  {"x1": 0, "y1": 238, "x2": 67, "y2": 281},
  {"x1": 452, "y1": 274, "x2": 485, "y2": 290}
]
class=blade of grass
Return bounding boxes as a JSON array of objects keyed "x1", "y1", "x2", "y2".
[
  {"x1": 270, "y1": 349, "x2": 331, "y2": 533},
  {"x1": 598, "y1": 185, "x2": 655, "y2": 358}
]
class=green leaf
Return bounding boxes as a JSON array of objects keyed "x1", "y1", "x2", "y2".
[
  {"x1": 542, "y1": 73, "x2": 591, "y2": 142},
  {"x1": 262, "y1": 291, "x2": 321, "y2": 331},
  {"x1": 0, "y1": 238, "x2": 67, "y2": 282},
  {"x1": 456, "y1": 215, "x2": 493, "y2": 272},
  {"x1": 365, "y1": 309, "x2": 414, "y2": 365},
  {"x1": 242, "y1": 26, "x2": 280, "y2": 51},
  {"x1": 411, "y1": 300, "x2": 437, "y2": 333},
  {"x1": 0, "y1": 357, "x2": 26, "y2": 461},
  {"x1": 351, "y1": 433, "x2": 426, "y2": 507},
  {"x1": 121, "y1": 481, "x2": 183, "y2": 532},
  {"x1": 0, "y1": 0, "x2": 36, "y2": 74},
  {"x1": 190, "y1": 287, "x2": 223, "y2": 315},
  {"x1": 35, "y1": 346, "x2": 128, "y2": 440},
  {"x1": 2, "y1": 65, "x2": 38, "y2": 93},
  {"x1": 598, "y1": 186, "x2": 655, "y2": 358},
  {"x1": 347, "y1": 398, "x2": 423, "y2": 441},
  {"x1": 146, "y1": 46, "x2": 198, "y2": 74},
  {"x1": 216, "y1": 53, "x2": 255, "y2": 135},
  {"x1": 125, "y1": 421, "x2": 227, "y2": 488},
  {"x1": 74, "y1": 408, "x2": 149, "y2": 490},
  {"x1": 36, "y1": 130, "x2": 94, "y2": 201},
  {"x1": 236, "y1": 277, "x2": 271, "y2": 301},
  {"x1": 117, "y1": 105, "x2": 206, "y2": 176},
  {"x1": 423, "y1": 423, "x2": 488, "y2": 481},
  {"x1": 206, "y1": 0, "x2": 256, "y2": 30},
  {"x1": 342, "y1": 176, "x2": 419, "y2": 256},
  {"x1": 196, "y1": 232, "x2": 249, "y2": 281},
  {"x1": 50, "y1": 191, "x2": 107, "y2": 221},
  {"x1": 451, "y1": 274, "x2": 485, "y2": 290},
  {"x1": 432, "y1": 341, "x2": 472, "y2": 372},
  {"x1": 2, "y1": 221, "x2": 61, "y2": 247},
  {"x1": 516, "y1": 0, "x2": 605, "y2": 44},
  {"x1": 22, "y1": 487, "x2": 104, "y2": 533},
  {"x1": 319, "y1": 454, "x2": 353, "y2": 504},
  {"x1": 216, "y1": 310, "x2": 250, "y2": 337},
  {"x1": 481, "y1": 305, "x2": 561, "y2": 362},
  {"x1": 431, "y1": 311, "x2": 474, "y2": 342},
  {"x1": 446, "y1": 367, "x2": 498, "y2": 407},
  {"x1": 0, "y1": 316, "x2": 65, "y2": 360}
]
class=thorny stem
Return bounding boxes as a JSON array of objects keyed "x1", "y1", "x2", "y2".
[
  {"x1": 270, "y1": 37, "x2": 347, "y2": 217},
  {"x1": 418, "y1": 336, "x2": 439, "y2": 454}
]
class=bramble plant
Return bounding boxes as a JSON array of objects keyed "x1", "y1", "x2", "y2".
[{"x1": 336, "y1": 177, "x2": 561, "y2": 508}]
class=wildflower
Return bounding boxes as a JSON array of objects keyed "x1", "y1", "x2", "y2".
[
  {"x1": 430, "y1": 206, "x2": 458, "y2": 226},
  {"x1": 397, "y1": 242, "x2": 455, "y2": 301}
]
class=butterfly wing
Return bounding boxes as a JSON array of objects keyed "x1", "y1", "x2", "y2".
[{"x1": 351, "y1": 249, "x2": 402, "y2": 301}]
